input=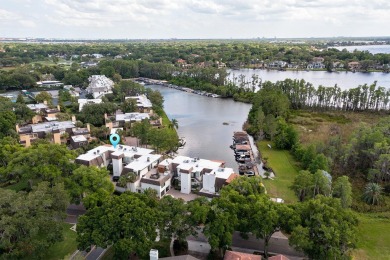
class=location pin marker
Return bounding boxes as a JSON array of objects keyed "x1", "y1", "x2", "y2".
[{"x1": 109, "y1": 133, "x2": 120, "y2": 148}]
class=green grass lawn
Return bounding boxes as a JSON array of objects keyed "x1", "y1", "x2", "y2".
[
  {"x1": 43, "y1": 223, "x2": 78, "y2": 260},
  {"x1": 257, "y1": 141, "x2": 300, "y2": 203},
  {"x1": 353, "y1": 212, "x2": 390, "y2": 260}
]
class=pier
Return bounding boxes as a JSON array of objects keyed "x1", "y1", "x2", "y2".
[{"x1": 231, "y1": 131, "x2": 259, "y2": 177}]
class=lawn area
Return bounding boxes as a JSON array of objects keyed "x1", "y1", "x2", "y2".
[
  {"x1": 257, "y1": 141, "x2": 300, "y2": 203},
  {"x1": 353, "y1": 212, "x2": 390, "y2": 260},
  {"x1": 43, "y1": 223, "x2": 78, "y2": 260}
]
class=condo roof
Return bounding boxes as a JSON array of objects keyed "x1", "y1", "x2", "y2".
[
  {"x1": 124, "y1": 154, "x2": 162, "y2": 172},
  {"x1": 172, "y1": 155, "x2": 224, "y2": 172},
  {"x1": 30, "y1": 121, "x2": 75, "y2": 133},
  {"x1": 76, "y1": 144, "x2": 154, "y2": 163},
  {"x1": 116, "y1": 113, "x2": 150, "y2": 122},
  {"x1": 125, "y1": 94, "x2": 153, "y2": 108}
]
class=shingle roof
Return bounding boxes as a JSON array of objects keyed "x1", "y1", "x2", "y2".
[
  {"x1": 224, "y1": 250, "x2": 262, "y2": 260},
  {"x1": 268, "y1": 255, "x2": 290, "y2": 260}
]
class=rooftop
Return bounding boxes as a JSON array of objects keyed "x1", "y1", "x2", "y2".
[
  {"x1": 27, "y1": 103, "x2": 48, "y2": 111},
  {"x1": 71, "y1": 135, "x2": 87, "y2": 142},
  {"x1": 19, "y1": 121, "x2": 75, "y2": 134},
  {"x1": 125, "y1": 94, "x2": 153, "y2": 108},
  {"x1": 172, "y1": 155, "x2": 224, "y2": 172},
  {"x1": 115, "y1": 112, "x2": 150, "y2": 122},
  {"x1": 87, "y1": 75, "x2": 114, "y2": 93},
  {"x1": 124, "y1": 154, "x2": 162, "y2": 172},
  {"x1": 76, "y1": 144, "x2": 155, "y2": 163},
  {"x1": 224, "y1": 250, "x2": 262, "y2": 260}
]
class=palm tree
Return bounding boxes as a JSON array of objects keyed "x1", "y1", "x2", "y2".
[
  {"x1": 363, "y1": 183, "x2": 383, "y2": 205},
  {"x1": 171, "y1": 118, "x2": 179, "y2": 129}
]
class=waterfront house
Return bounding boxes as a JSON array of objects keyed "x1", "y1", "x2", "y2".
[
  {"x1": 125, "y1": 94, "x2": 153, "y2": 114},
  {"x1": 86, "y1": 75, "x2": 114, "y2": 99},
  {"x1": 105, "y1": 111, "x2": 150, "y2": 130},
  {"x1": 307, "y1": 62, "x2": 325, "y2": 69},
  {"x1": 348, "y1": 61, "x2": 361, "y2": 71},
  {"x1": 75, "y1": 144, "x2": 169, "y2": 197},
  {"x1": 268, "y1": 61, "x2": 287, "y2": 69}
]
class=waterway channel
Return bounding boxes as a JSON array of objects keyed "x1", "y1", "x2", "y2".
[{"x1": 146, "y1": 84, "x2": 253, "y2": 172}]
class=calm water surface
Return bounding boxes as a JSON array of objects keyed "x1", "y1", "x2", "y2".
[
  {"x1": 147, "y1": 84, "x2": 251, "y2": 171},
  {"x1": 228, "y1": 69, "x2": 390, "y2": 90},
  {"x1": 333, "y1": 45, "x2": 390, "y2": 54}
]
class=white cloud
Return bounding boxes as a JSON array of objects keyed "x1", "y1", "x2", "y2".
[
  {"x1": 1, "y1": 0, "x2": 389, "y2": 38},
  {"x1": 19, "y1": 20, "x2": 37, "y2": 28}
]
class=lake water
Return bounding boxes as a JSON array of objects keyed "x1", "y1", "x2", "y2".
[
  {"x1": 228, "y1": 69, "x2": 390, "y2": 90},
  {"x1": 333, "y1": 45, "x2": 390, "y2": 54},
  {"x1": 146, "y1": 84, "x2": 252, "y2": 171}
]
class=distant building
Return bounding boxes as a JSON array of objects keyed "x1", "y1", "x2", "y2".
[
  {"x1": 78, "y1": 98, "x2": 102, "y2": 112},
  {"x1": 86, "y1": 75, "x2": 114, "y2": 99},
  {"x1": 268, "y1": 61, "x2": 287, "y2": 69},
  {"x1": 36, "y1": 81, "x2": 63, "y2": 88},
  {"x1": 348, "y1": 61, "x2": 361, "y2": 70}
]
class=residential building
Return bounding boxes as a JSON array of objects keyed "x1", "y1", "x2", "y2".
[
  {"x1": 224, "y1": 250, "x2": 262, "y2": 260},
  {"x1": 76, "y1": 146, "x2": 237, "y2": 198},
  {"x1": 313, "y1": 57, "x2": 325, "y2": 63},
  {"x1": 307, "y1": 62, "x2": 325, "y2": 69},
  {"x1": 36, "y1": 80, "x2": 63, "y2": 88},
  {"x1": 215, "y1": 61, "x2": 226, "y2": 69},
  {"x1": 125, "y1": 94, "x2": 153, "y2": 114},
  {"x1": 163, "y1": 155, "x2": 235, "y2": 196},
  {"x1": 268, "y1": 61, "x2": 287, "y2": 69},
  {"x1": 64, "y1": 85, "x2": 80, "y2": 98},
  {"x1": 105, "y1": 112, "x2": 150, "y2": 130},
  {"x1": 78, "y1": 98, "x2": 102, "y2": 112},
  {"x1": 16, "y1": 118, "x2": 90, "y2": 148},
  {"x1": 348, "y1": 61, "x2": 361, "y2": 70},
  {"x1": 26, "y1": 102, "x2": 61, "y2": 124},
  {"x1": 75, "y1": 144, "x2": 168, "y2": 197},
  {"x1": 268, "y1": 255, "x2": 290, "y2": 260},
  {"x1": 86, "y1": 75, "x2": 114, "y2": 99}
]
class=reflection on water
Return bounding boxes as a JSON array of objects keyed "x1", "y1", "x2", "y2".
[
  {"x1": 146, "y1": 85, "x2": 251, "y2": 171},
  {"x1": 228, "y1": 69, "x2": 390, "y2": 90}
]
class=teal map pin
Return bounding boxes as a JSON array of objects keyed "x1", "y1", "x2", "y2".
[{"x1": 109, "y1": 133, "x2": 120, "y2": 148}]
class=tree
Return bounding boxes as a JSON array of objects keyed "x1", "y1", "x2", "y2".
[
  {"x1": 0, "y1": 182, "x2": 69, "y2": 259},
  {"x1": 0, "y1": 111, "x2": 17, "y2": 139},
  {"x1": 170, "y1": 118, "x2": 179, "y2": 129},
  {"x1": 67, "y1": 166, "x2": 114, "y2": 209},
  {"x1": 247, "y1": 196, "x2": 298, "y2": 258},
  {"x1": 2, "y1": 143, "x2": 77, "y2": 184},
  {"x1": 158, "y1": 196, "x2": 195, "y2": 242},
  {"x1": 290, "y1": 196, "x2": 358, "y2": 260},
  {"x1": 34, "y1": 91, "x2": 53, "y2": 104},
  {"x1": 121, "y1": 98, "x2": 137, "y2": 113},
  {"x1": 332, "y1": 176, "x2": 353, "y2": 208},
  {"x1": 363, "y1": 182, "x2": 383, "y2": 205},
  {"x1": 77, "y1": 192, "x2": 159, "y2": 259},
  {"x1": 312, "y1": 170, "x2": 332, "y2": 197},
  {"x1": 291, "y1": 170, "x2": 313, "y2": 202},
  {"x1": 16, "y1": 93, "x2": 25, "y2": 104}
]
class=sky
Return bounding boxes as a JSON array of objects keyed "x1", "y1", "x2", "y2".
[{"x1": 1, "y1": 0, "x2": 390, "y2": 39}]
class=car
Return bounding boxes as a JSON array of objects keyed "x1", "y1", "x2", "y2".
[{"x1": 112, "y1": 176, "x2": 119, "y2": 182}]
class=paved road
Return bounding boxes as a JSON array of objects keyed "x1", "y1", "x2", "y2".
[
  {"x1": 86, "y1": 247, "x2": 106, "y2": 260},
  {"x1": 65, "y1": 204, "x2": 86, "y2": 224},
  {"x1": 187, "y1": 230, "x2": 305, "y2": 259}
]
